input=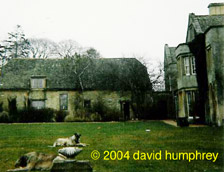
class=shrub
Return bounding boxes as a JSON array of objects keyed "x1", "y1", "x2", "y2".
[
  {"x1": 75, "y1": 109, "x2": 88, "y2": 118},
  {"x1": 64, "y1": 114, "x2": 89, "y2": 122},
  {"x1": 0, "y1": 111, "x2": 10, "y2": 123},
  {"x1": 90, "y1": 96, "x2": 121, "y2": 121},
  {"x1": 91, "y1": 96, "x2": 107, "y2": 119},
  {"x1": 90, "y1": 112, "x2": 102, "y2": 121},
  {"x1": 17, "y1": 108, "x2": 55, "y2": 123},
  {"x1": 64, "y1": 110, "x2": 101, "y2": 122},
  {"x1": 55, "y1": 110, "x2": 68, "y2": 122},
  {"x1": 74, "y1": 93, "x2": 83, "y2": 111},
  {"x1": 64, "y1": 115, "x2": 74, "y2": 122},
  {"x1": 71, "y1": 94, "x2": 121, "y2": 122},
  {"x1": 103, "y1": 108, "x2": 120, "y2": 121}
]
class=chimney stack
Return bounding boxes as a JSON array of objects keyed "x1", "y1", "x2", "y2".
[{"x1": 208, "y1": 3, "x2": 224, "y2": 15}]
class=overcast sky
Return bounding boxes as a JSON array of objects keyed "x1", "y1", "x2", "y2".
[{"x1": 0, "y1": 0, "x2": 222, "y2": 62}]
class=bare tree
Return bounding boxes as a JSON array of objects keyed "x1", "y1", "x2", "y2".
[
  {"x1": 147, "y1": 61, "x2": 165, "y2": 91},
  {"x1": 72, "y1": 56, "x2": 93, "y2": 91},
  {"x1": 56, "y1": 43, "x2": 100, "y2": 91},
  {"x1": 28, "y1": 38, "x2": 57, "y2": 58},
  {"x1": 27, "y1": 38, "x2": 101, "y2": 59},
  {"x1": 129, "y1": 56, "x2": 165, "y2": 91},
  {"x1": 56, "y1": 40, "x2": 83, "y2": 58}
]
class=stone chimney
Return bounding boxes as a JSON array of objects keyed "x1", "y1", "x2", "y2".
[{"x1": 208, "y1": 3, "x2": 224, "y2": 15}]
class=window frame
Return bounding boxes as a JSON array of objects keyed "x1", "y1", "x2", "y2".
[
  {"x1": 59, "y1": 93, "x2": 68, "y2": 110},
  {"x1": 184, "y1": 56, "x2": 190, "y2": 76},
  {"x1": 30, "y1": 77, "x2": 46, "y2": 89},
  {"x1": 191, "y1": 57, "x2": 196, "y2": 75}
]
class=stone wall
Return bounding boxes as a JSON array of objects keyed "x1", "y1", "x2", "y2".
[
  {"x1": 205, "y1": 27, "x2": 224, "y2": 126},
  {"x1": 0, "y1": 90, "x2": 29, "y2": 111},
  {"x1": 0, "y1": 90, "x2": 132, "y2": 118}
]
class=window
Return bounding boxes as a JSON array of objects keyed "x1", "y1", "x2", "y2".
[
  {"x1": 84, "y1": 100, "x2": 91, "y2": 108},
  {"x1": 60, "y1": 94, "x2": 68, "y2": 110},
  {"x1": 183, "y1": 56, "x2": 196, "y2": 76},
  {"x1": 191, "y1": 57, "x2": 196, "y2": 74},
  {"x1": 184, "y1": 57, "x2": 190, "y2": 75},
  {"x1": 31, "y1": 100, "x2": 45, "y2": 109},
  {"x1": 186, "y1": 91, "x2": 192, "y2": 117},
  {"x1": 186, "y1": 91, "x2": 197, "y2": 118},
  {"x1": 31, "y1": 78, "x2": 45, "y2": 89}
]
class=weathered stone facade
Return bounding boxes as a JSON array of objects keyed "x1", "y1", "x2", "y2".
[
  {"x1": 175, "y1": 44, "x2": 199, "y2": 122},
  {"x1": 164, "y1": 3, "x2": 224, "y2": 126},
  {"x1": 204, "y1": 26, "x2": 224, "y2": 126},
  {"x1": 0, "y1": 58, "x2": 151, "y2": 120},
  {"x1": 0, "y1": 90, "x2": 133, "y2": 119}
]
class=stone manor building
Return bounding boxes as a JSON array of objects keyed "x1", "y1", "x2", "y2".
[{"x1": 164, "y1": 3, "x2": 224, "y2": 126}]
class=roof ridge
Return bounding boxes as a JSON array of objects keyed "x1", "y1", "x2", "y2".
[
  {"x1": 190, "y1": 14, "x2": 203, "y2": 34},
  {"x1": 10, "y1": 57, "x2": 135, "y2": 60},
  {"x1": 195, "y1": 14, "x2": 224, "y2": 17}
]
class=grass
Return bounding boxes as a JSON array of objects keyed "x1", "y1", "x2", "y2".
[{"x1": 0, "y1": 121, "x2": 223, "y2": 172}]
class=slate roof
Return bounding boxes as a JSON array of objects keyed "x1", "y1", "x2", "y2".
[
  {"x1": 0, "y1": 58, "x2": 151, "y2": 91},
  {"x1": 164, "y1": 44, "x2": 176, "y2": 66},
  {"x1": 190, "y1": 13, "x2": 224, "y2": 34}
]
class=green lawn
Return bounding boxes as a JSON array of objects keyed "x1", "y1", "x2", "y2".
[{"x1": 0, "y1": 121, "x2": 223, "y2": 172}]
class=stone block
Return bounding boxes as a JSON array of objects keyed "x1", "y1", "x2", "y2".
[{"x1": 51, "y1": 160, "x2": 92, "y2": 172}]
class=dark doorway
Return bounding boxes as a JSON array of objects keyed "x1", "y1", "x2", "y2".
[
  {"x1": 8, "y1": 97, "x2": 17, "y2": 121},
  {"x1": 8, "y1": 97, "x2": 17, "y2": 114},
  {"x1": 123, "y1": 102, "x2": 130, "y2": 120}
]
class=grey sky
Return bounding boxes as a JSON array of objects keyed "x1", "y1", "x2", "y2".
[{"x1": 0, "y1": 0, "x2": 221, "y2": 62}]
